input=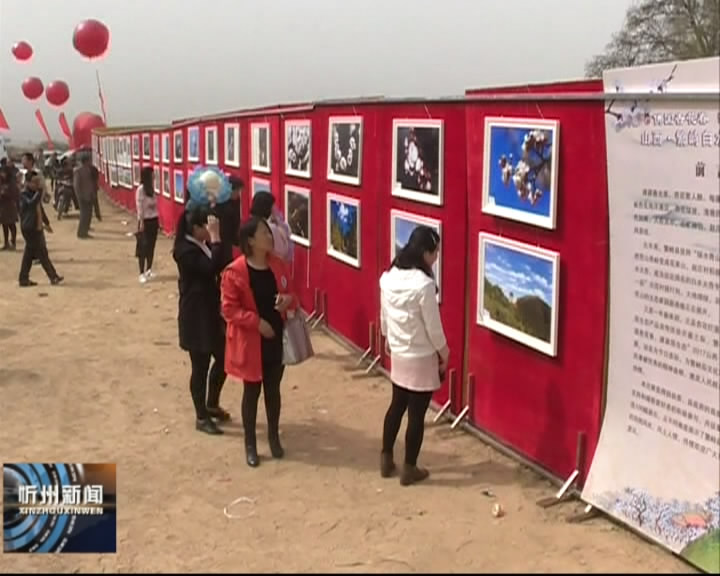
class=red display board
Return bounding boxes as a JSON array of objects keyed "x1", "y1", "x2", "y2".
[
  {"x1": 373, "y1": 102, "x2": 468, "y2": 407},
  {"x1": 464, "y1": 80, "x2": 609, "y2": 481}
]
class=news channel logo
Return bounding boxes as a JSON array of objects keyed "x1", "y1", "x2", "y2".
[{"x1": 3, "y1": 463, "x2": 116, "y2": 553}]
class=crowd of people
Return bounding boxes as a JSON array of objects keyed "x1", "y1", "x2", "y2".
[{"x1": 2, "y1": 151, "x2": 450, "y2": 485}]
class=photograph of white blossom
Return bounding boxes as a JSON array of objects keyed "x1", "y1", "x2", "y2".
[{"x1": 482, "y1": 117, "x2": 560, "y2": 230}]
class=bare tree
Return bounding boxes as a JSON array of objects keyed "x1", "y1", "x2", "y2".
[{"x1": 585, "y1": 0, "x2": 720, "y2": 77}]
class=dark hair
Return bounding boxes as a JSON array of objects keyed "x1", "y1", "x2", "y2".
[
  {"x1": 22, "y1": 153, "x2": 34, "y2": 165},
  {"x1": 174, "y1": 204, "x2": 209, "y2": 250},
  {"x1": 229, "y1": 176, "x2": 244, "y2": 192},
  {"x1": 238, "y1": 216, "x2": 271, "y2": 256},
  {"x1": 250, "y1": 191, "x2": 274, "y2": 219},
  {"x1": 140, "y1": 166, "x2": 154, "y2": 197},
  {"x1": 391, "y1": 225, "x2": 440, "y2": 281}
]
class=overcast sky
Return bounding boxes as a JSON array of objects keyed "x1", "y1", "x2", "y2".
[{"x1": 1, "y1": 0, "x2": 632, "y2": 142}]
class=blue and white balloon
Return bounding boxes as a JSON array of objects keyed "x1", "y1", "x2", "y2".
[{"x1": 187, "y1": 165, "x2": 231, "y2": 206}]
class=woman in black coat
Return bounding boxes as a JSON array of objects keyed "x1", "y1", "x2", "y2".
[{"x1": 172, "y1": 204, "x2": 229, "y2": 435}]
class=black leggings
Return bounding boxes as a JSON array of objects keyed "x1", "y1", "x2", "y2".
[
  {"x1": 3, "y1": 223, "x2": 17, "y2": 246},
  {"x1": 138, "y1": 217, "x2": 159, "y2": 274},
  {"x1": 382, "y1": 383, "x2": 433, "y2": 467},
  {"x1": 188, "y1": 344, "x2": 226, "y2": 421},
  {"x1": 242, "y1": 364, "x2": 285, "y2": 446}
]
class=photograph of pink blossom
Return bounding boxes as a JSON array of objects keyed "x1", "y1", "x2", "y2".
[{"x1": 482, "y1": 118, "x2": 560, "y2": 230}]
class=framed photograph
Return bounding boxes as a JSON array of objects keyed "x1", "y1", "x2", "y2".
[
  {"x1": 173, "y1": 130, "x2": 183, "y2": 163},
  {"x1": 132, "y1": 162, "x2": 141, "y2": 186},
  {"x1": 122, "y1": 167, "x2": 133, "y2": 189},
  {"x1": 142, "y1": 134, "x2": 151, "y2": 160},
  {"x1": 482, "y1": 117, "x2": 560, "y2": 230},
  {"x1": 284, "y1": 185, "x2": 311, "y2": 247},
  {"x1": 187, "y1": 126, "x2": 200, "y2": 162},
  {"x1": 390, "y1": 210, "x2": 442, "y2": 302},
  {"x1": 224, "y1": 123, "x2": 240, "y2": 167},
  {"x1": 109, "y1": 165, "x2": 118, "y2": 187},
  {"x1": 251, "y1": 122, "x2": 271, "y2": 173},
  {"x1": 326, "y1": 193, "x2": 360, "y2": 268},
  {"x1": 285, "y1": 119, "x2": 311, "y2": 179},
  {"x1": 132, "y1": 135, "x2": 140, "y2": 159},
  {"x1": 205, "y1": 125, "x2": 218, "y2": 165},
  {"x1": 162, "y1": 133, "x2": 170, "y2": 164},
  {"x1": 327, "y1": 116, "x2": 363, "y2": 186},
  {"x1": 153, "y1": 166, "x2": 160, "y2": 194},
  {"x1": 476, "y1": 233, "x2": 560, "y2": 357},
  {"x1": 153, "y1": 134, "x2": 160, "y2": 162},
  {"x1": 174, "y1": 170, "x2": 185, "y2": 204},
  {"x1": 162, "y1": 167, "x2": 171, "y2": 198},
  {"x1": 252, "y1": 177, "x2": 271, "y2": 197},
  {"x1": 391, "y1": 119, "x2": 444, "y2": 206}
]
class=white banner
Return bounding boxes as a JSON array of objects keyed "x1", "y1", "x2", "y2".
[{"x1": 582, "y1": 57, "x2": 720, "y2": 574}]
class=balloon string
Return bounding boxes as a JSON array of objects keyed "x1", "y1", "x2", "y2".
[{"x1": 96, "y1": 68, "x2": 108, "y2": 125}]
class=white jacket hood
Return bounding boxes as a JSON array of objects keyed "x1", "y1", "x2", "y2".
[{"x1": 379, "y1": 267, "x2": 447, "y2": 359}]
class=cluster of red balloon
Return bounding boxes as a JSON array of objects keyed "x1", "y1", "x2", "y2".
[{"x1": 11, "y1": 19, "x2": 110, "y2": 149}]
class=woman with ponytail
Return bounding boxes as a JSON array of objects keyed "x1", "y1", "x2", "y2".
[
  {"x1": 173, "y1": 202, "x2": 229, "y2": 435},
  {"x1": 379, "y1": 225, "x2": 448, "y2": 486}
]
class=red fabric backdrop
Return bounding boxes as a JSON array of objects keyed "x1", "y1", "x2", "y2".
[
  {"x1": 464, "y1": 80, "x2": 609, "y2": 481},
  {"x1": 374, "y1": 102, "x2": 468, "y2": 407},
  {"x1": 306, "y1": 105, "x2": 381, "y2": 351}
]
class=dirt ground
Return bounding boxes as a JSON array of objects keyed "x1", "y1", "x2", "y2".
[{"x1": 0, "y1": 195, "x2": 696, "y2": 573}]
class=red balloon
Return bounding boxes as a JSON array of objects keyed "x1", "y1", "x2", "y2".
[
  {"x1": 72, "y1": 112, "x2": 105, "y2": 149},
  {"x1": 22, "y1": 77, "x2": 44, "y2": 101},
  {"x1": 12, "y1": 41, "x2": 33, "y2": 61},
  {"x1": 73, "y1": 19, "x2": 110, "y2": 60},
  {"x1": 46, "y1": 81, "x2": 70, "y2": 107}
]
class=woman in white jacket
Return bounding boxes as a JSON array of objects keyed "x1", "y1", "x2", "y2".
[{"x1": 379, "y1": 225, "x2": 448, "y2": 486}]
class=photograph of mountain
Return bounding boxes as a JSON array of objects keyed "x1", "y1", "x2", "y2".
[{"x1": 477, "y1": 233, "x2": 560, "y2": 356}]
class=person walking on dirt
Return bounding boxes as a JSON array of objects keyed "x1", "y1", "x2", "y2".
[
  {"x1": 73, "y1": 154, "x2": 95, "y2": 239},
  {"x1": 18, "y1": 173, "x2": 63, "y2": 287}
]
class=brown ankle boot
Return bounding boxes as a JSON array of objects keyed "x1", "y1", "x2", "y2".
[
  {"x1": 380, "y1": 452, "x2": 396, "y2": 478},
  {"x1": 400, "y1": 464, "x2": 430, "y2": 486}
]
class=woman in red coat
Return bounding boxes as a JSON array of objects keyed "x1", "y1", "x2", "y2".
[{"x1": 221, "y1": 216, "x2": 297, "y2": 467}]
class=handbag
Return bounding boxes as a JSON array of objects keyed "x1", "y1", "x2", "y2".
[{"x1": 282, "y1": 313, "x2": 314, "y2": 365}]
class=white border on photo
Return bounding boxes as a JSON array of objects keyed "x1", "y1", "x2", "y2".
[
  {"x1": 391, "y1": 119, "x2": 444, "y2": 206},
  {"x1": 205, "y1": 125, "x2": 218, "y2": 165},
  {"x1": 251, "y1": 122, "x2": 271, "y2": 173},
  {"x1": 225, "y1": 123, "x2": 240, "y2": 168},
  {"x1": 476, "y1": 232, "x2": 560, "y2": 357},
  {"x1": 390, "y1": 209, "x2": 443, "y2": 303},
  {"x1": 481, "y1": 117, "x2": 560, "y2": 230},
  {"x1": 284, "y1": 184, "x2": 311, "y2": 248},
  {"x1": 327, "y1": 116, "x2": 363, "y2": 187},
  {"x1": 326, "y1": 192, "x2": 361, "y2": 268},
  {"x1": 284, "y1": 119, "x2": 312, "y2": 179}
]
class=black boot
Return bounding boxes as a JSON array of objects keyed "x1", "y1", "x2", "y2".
[
  {"x1": 268, "y1": 433, "x2": 284, "y2": 459},
  {"x1": 380, "y1": 452, "x2": 396, "y2": 478},
  {"x1": 245, "y1": 443, "x2": 259, "y2": 467},
  {"x1": 196, "y1": 418, "x2": 223, "y2": 435}
]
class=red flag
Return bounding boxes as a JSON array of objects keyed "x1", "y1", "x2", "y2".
[
  {"x1": 96, "y1": 69, "x2": 108, "y2": 124},
  {"x1": 35, "y1": 109, "x2": 53, "y2": 150},
  {"x1": 0, "y1": 107, "x2": 9, "y2": 131},
  {"x1": 58, "y1": 112, "x2": 73, "y2": 147}
]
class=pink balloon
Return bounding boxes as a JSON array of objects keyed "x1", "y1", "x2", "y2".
[
  {"x1": 46, "y1": 81, "x2": 71, "y2": 107},
  {"x1": 73, "y1": 19, "x2": 110, "y2": 60},
  {"x1": 22, "y1": 77, "x2": 44, "y2": 101},
  {"x1": 72, "y1": 112, "x2": 105, "y2": 149},
  {"x1": 12, "y1": 41, "x2": 33, "y2": 61}
]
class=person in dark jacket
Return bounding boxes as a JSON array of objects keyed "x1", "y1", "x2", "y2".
[
  {"x1": 215, "y1": 176, "x2": 244, "y2": 268},
  {"x1": 18, "y1": 173, "x2": 63, "y2": 287},
  {"x1": 172, "y1": 203, "x2": 229, "y2": 435},
  {"x1": 0, "y1": 166, "x2": 19, "y2": 250}
]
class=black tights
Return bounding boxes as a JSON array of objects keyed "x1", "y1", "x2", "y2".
[
  {"x1": 242, "y1": 364, "x2": 285, "y2": 446},
  {"x1": 382, "y1": 383, "x2": 433, "y2": 467},
  {"x1": 3, "y1": 223, "x2": 17, "y2": 246},
  {"x1": 188, "y1": 347, "x2": 226, "y2": 421},
  {"x1": 138, "y1": 217, "x2": 159, "y2": 274}
]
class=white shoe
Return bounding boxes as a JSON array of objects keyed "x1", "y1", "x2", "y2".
[
  {"x1": 146, "y1": 269, "x2": 155, "y2": 279},
  {"x1": 139, "y1": 273, "x2": 147, "y2": 284}
]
